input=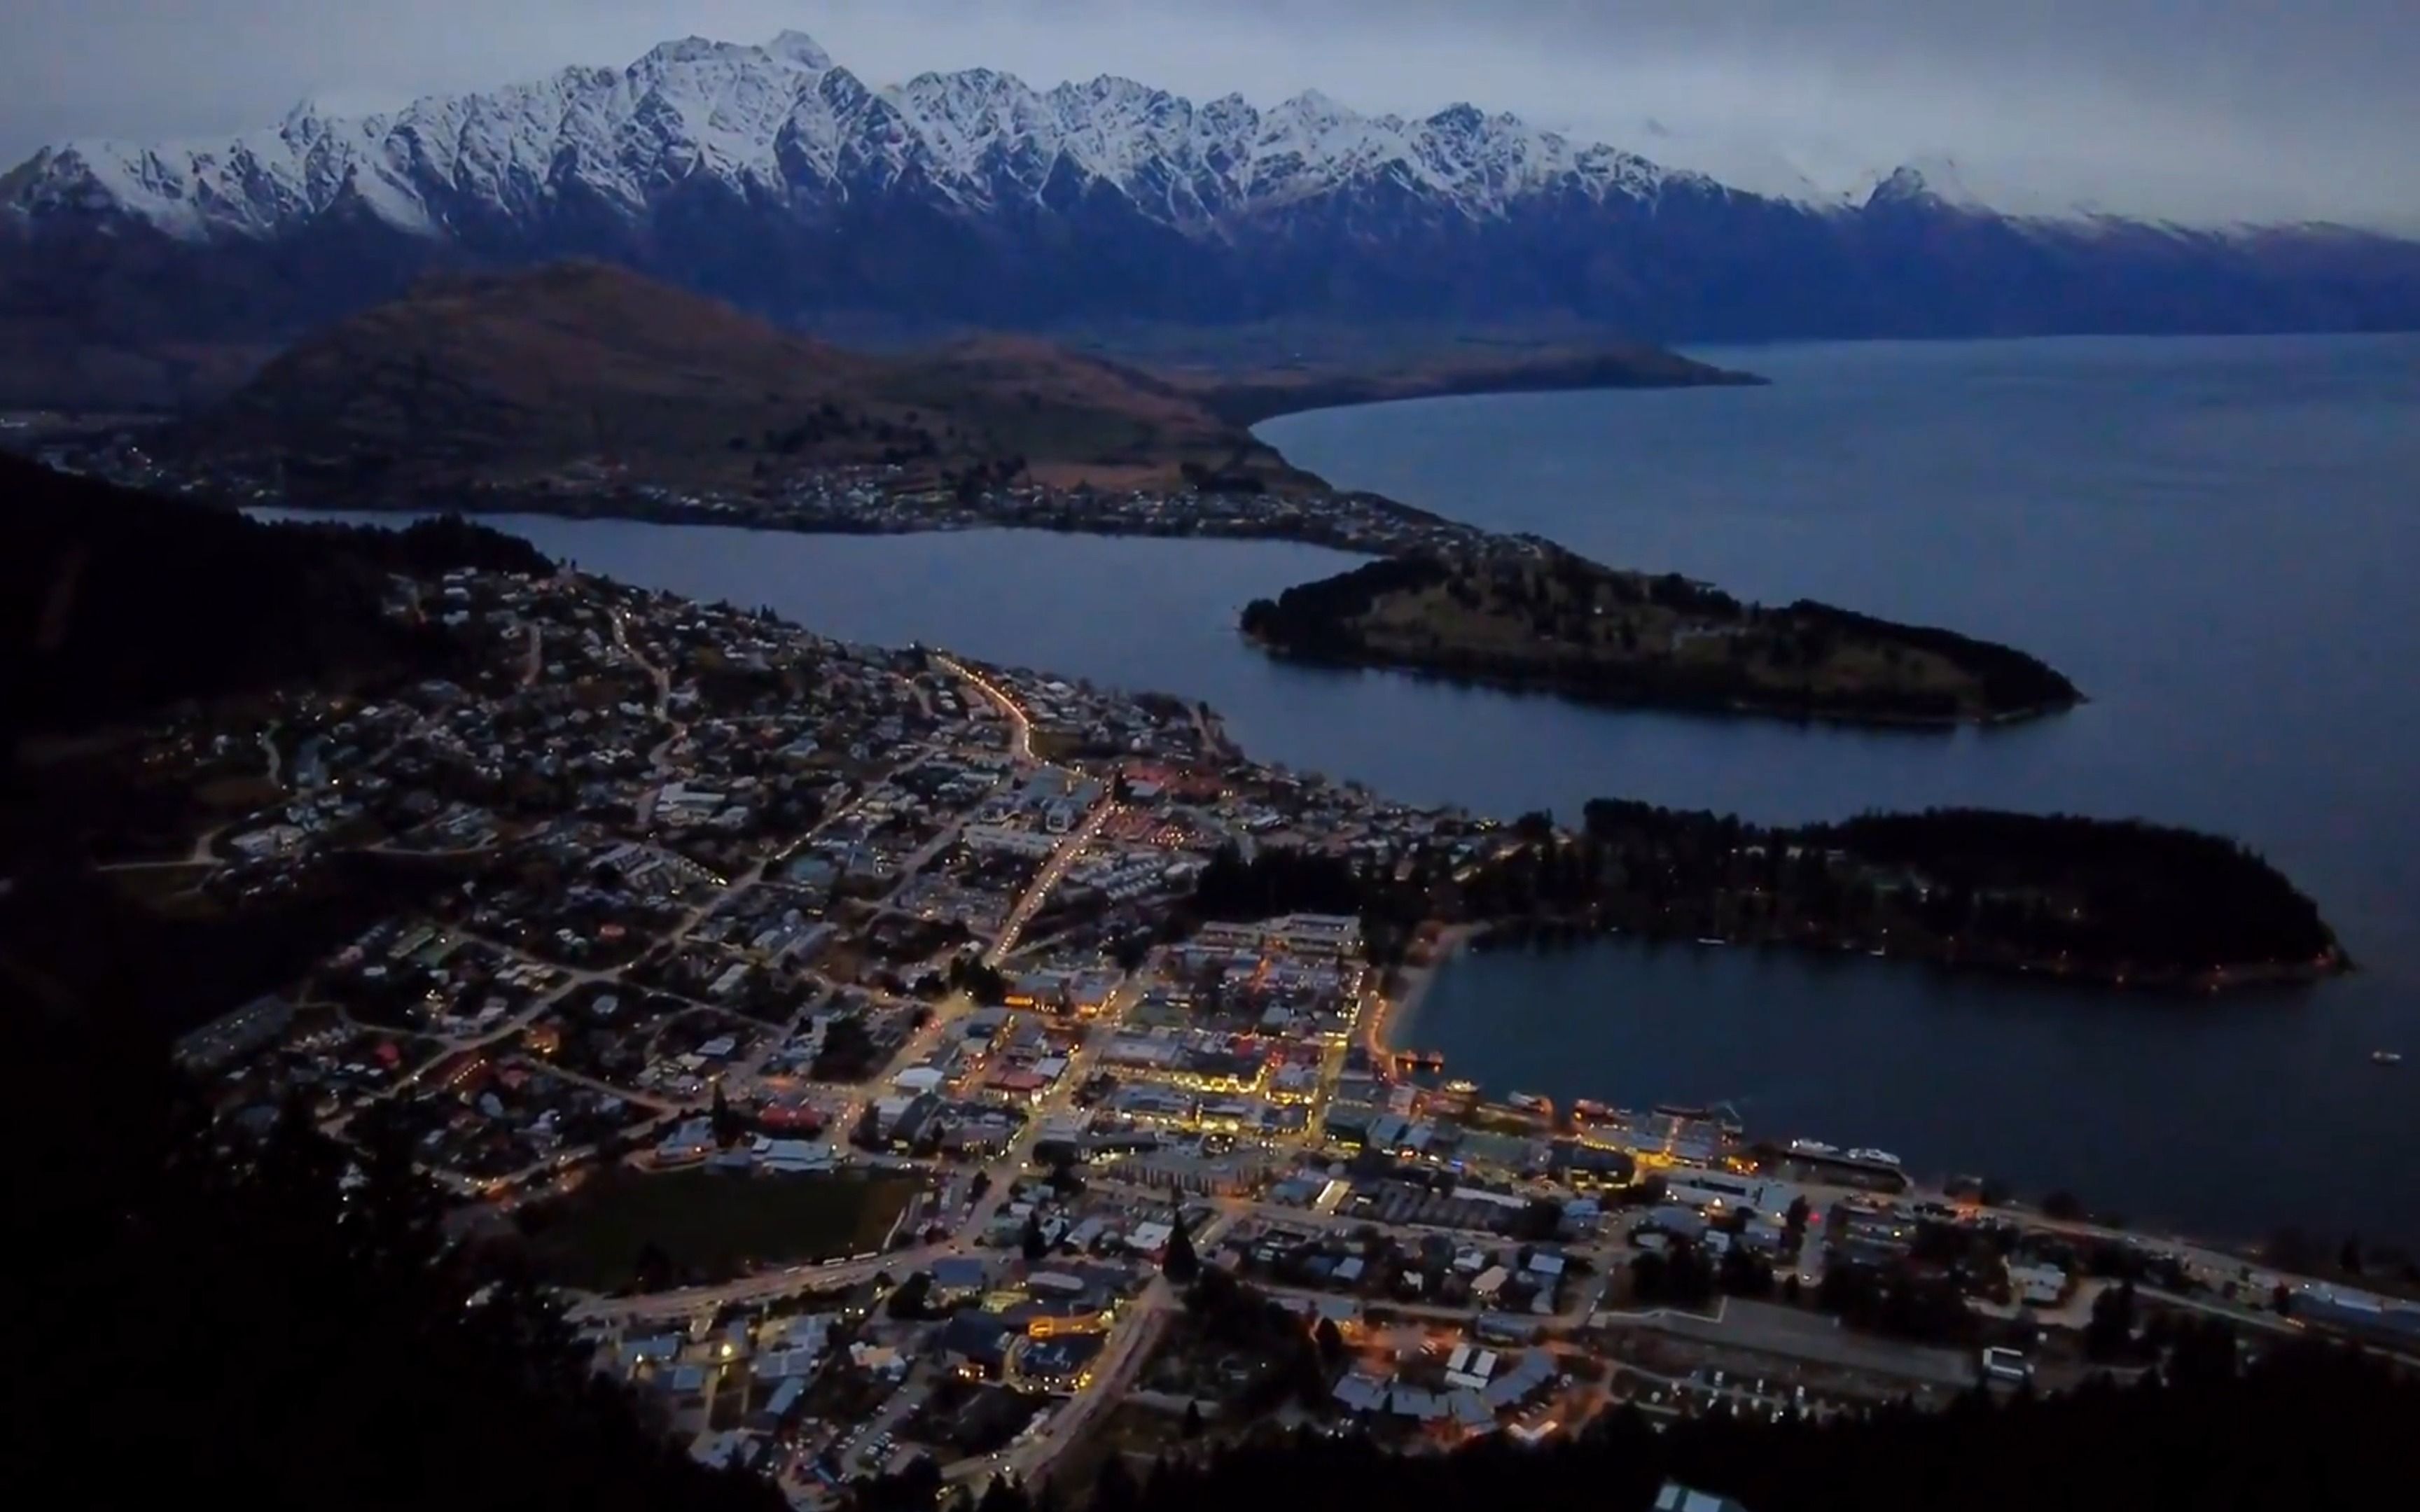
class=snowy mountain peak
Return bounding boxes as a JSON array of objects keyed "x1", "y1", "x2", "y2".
[
  {"x1": 8, "y1": 29, "x2": 2420, "y2": 410},
  {"x1": 765, "y1": 30, "x2": 833, "y2": 71},
  {"x1": 1866, "y1": 164, "x2": 1938, "y2": 206},
  {"x1": 1860, "y1": 158, "x2": 1997, "y2": 216},
  {"x1": 0, "y1": 31, "x2": 1726, "y2": 244}
]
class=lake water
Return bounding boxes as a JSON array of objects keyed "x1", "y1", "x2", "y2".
[{"x1": 263, "y1": 331, "x2": 2420, "y2": 1245}]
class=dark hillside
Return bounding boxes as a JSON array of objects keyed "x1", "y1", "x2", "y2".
[{"x1": 0, "y1": 455, "x2": 548, "y2": 736}]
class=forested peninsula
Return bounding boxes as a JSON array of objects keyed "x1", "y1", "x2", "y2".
[
  {"x1": 1240, "y1": 550, "x2": 2081, "y2": 725},
  {"x1": 1197, "y1": 803, "x2": 2345, "y2": 992}
]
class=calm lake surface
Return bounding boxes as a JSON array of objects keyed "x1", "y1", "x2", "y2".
[{"x1": 267, "y1": 331, "x2": 2420, "y2": 1244}]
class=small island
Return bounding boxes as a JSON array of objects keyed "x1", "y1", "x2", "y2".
[{"x1": 1241, "y1": 547, "x2": 2082, "y2": 725}]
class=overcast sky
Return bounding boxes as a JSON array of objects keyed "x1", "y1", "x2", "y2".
[{"x1": 4, "y1": 0, "x2": 2415, "y2": 228}]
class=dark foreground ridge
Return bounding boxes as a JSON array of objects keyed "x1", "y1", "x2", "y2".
[
  {"x1": 1239, "y1": 550, "x2": 2081, "y2": 725},
  {"x1": 8, "y1": 1004, "x2": 785, "y2": 1512},
  {"x1": 0, "y1": 451, "x2": 549, "y2": 733},
  {"x1": 1026, "y1": 1341, "x2": 2420, "y2": 1512}
]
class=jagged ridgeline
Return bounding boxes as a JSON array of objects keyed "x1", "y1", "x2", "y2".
[
  {"x1": 9, "y1": 30, "x2": 2420, "y2": 410},
  {"x1": 1242, "y1": 548, "x2": 2078, "y2": 724}
]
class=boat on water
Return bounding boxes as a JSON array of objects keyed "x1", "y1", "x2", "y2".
[
  {"x1": 1655, "y1": 1101, "x2": 1747, "y2": 1135},
  {"x1": 2374, "y1": 1050, "x2": 2405, "y2": 1067},
  {"x1": 1572, "y1": 1098, "x2": 1618, "y2": 1122},
  {"x1": 1506, "y1": 1091, "x2": 1555, "y2": 1116},
  {"x1": 1441, "y1": 1078, "x2": 1481, "y2": 1096},
  {"x1": 1846, "y1": 1147, "x2": 1904, "y2": 1167},
  {"x1": 1788, "y1": 1139, "x2": 1840, "y2": 1157}
]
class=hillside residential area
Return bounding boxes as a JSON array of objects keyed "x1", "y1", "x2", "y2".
[{"x1": 117, "y1": 557, "x2": 2417, "y2": 1507}]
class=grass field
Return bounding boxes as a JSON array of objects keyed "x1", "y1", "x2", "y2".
[{"x1": 527, "y1": 1168, "x2": 920, "y2": 1290}]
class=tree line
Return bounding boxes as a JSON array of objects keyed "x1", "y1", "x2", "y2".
[{"x1": 1185, "y1": 801, "x2": 2337, "y2": 980}]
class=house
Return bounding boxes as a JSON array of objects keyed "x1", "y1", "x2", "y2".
[
  {"x1": 938, "y1": 1312, "x2": 1017, "y2": 1380},
  {"x1": 1655, "y1": 1480, "x2": 1751, "y2": 1512},
  {"x1": 889, "y1": 1092, "x2": 944, "y2": 1152},
  {"x1": 1332, "y1": 1373, "x2": 1389, "y2": 1415},
  {"x1": 1981, "y1": 1346, "x2": 2033, "y2": 1384},
  {"x1": 1011, "y1": 1331, "x2": 1107, "y2": 1392},
  {"x1": 753, "y1": 1374, "x2": 808, "y2": 1431},
  {"x1": 929, "y1": 1256, "x2": 992, "y2": 1306},
  {"x1": 654, "y1": 1116, "x2": 717, "y2": 1166},
  {"x1": 1475, "y1": 1312, "x2": 1534, "y2": 1346},
  {"x1": 2007, "y1": 1261, "x2": 2068, "y2": 1306},
  {"x1": 753, "y1": 1138, "x2": 836, "y2": 1175}
]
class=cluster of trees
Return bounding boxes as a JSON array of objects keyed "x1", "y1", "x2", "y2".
[
  {"x1": 1, "y1": 848, "x2": 487, "y2": 1038},
  {"x1": 8, "y1": 994, "x2": 783, "y2": 1512},
  {"x1": 1630, "y1": 1239, "x2": 1778, "y2": 1309},
  {"x1": 1182, "y1": 797, "x2": 2332, "y2": 979},
  {"x1": 1787, "y1": 598, "x2": 2078, "y2": 712},
  {"x1": 1572, "y1": 799, "x2": 2335, "y2": 975},
  {"x1": 1178, "y1": 1268, "x2": 1338, "y2": 1415},
  {"x1": 2, "y1": 456, "x2": 550, "y2": 736},
  {"x1": 1807, "y1": 809, "x2": 2336, "y2": 970},
  {"x1": 1808, "y1": 1261, "x2": 1975, "y2": 1343},
  {"x1": 943, "y1": 953, "x2": 1015, "y2": 1006},
  {"x1": 1176, "y1": 458, "x2": 1269, "y2": 494},
  {"x1": 1237, "y1": 545, "x2": 2079, "y2": 722},
  {"x1": 758, "y1": 400, "x2": 939, "y2": 460},
  {"x1": 1190, "y1": 846, "x2": 1372, "y2": 923},
  {"x1": 1237, "y1": 556, "x2": 1454, "y2": 656},
  {"x1": 996, "y1": 1334, "x2": 2420, "y2": 1512}
]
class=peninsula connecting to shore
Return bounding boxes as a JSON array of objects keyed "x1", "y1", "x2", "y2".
[{"x1": 10, "y1": 258, "x2": 2085, "y2": 734}]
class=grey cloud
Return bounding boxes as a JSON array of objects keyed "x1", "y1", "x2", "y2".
[{"x1": 2, "y1": 1, "x2": 2414, "y2": 227}]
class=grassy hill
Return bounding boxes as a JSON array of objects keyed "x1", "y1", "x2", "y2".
[{"x1": 176, "y1": 261, "x2": 1314, "y2": 496}]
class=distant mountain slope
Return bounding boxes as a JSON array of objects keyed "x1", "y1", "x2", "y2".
[
  {"x1": 172, "y1": 261, "x2": 1316, "y2": 493},
  {"x1": 4, "y1": 29, "x2": 2417, "y2": 408}
]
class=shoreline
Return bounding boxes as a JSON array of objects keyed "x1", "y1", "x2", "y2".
[
  {"x1": 1365, "y1": 923, "x2": 1483, "y2": 1065},
  {"x1": 1359, "y1": 925, "x2": 2268, "y2": 1254},
  {"x1": 1245, "y1": 630, "x2": 2082, "y2": 732}
]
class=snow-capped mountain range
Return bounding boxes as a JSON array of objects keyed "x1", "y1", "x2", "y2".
[
  {"x1": 5, "y1": 30, "x2": 1697, "y2": 241},
  {"x1": 4, "y1": 29, "x2": 2417, "y2": 409}
]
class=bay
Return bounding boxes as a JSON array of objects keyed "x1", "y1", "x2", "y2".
[
  {"x1": 260, "y1": 330, "x2": 2420, "y2": 1245},
  {"x1": 1263, "y1": 333, "x2": 2420, "y2": 1246}
]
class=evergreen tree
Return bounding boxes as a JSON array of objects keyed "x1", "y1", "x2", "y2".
[
  {"x1": 1164, "y1": 1202, "x2": 1202, "y2": 1284},
  {"x1": 2085, "y1": 1279, "x2": 2138, "y2": 1362},
  {"x1": 11, "y1": 1004, "x2": 782, "y2": 1512},
  {"x1": 1312, "y1": 1317, "x2": 1347, "y2": 1367},
  {"x1": 709, "y1": 1079, "x2": 743, "y2": 1147}
]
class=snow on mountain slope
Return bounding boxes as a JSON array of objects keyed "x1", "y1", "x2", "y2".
[{"x1": 1, "y1": 28, "x2": 1712, "y2": 241}]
